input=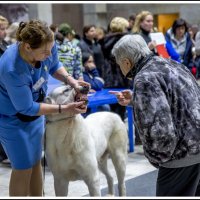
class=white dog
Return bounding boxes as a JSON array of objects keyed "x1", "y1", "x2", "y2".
[{"x1": 45, "y1": 85, "x2": 128, "y2": 196}]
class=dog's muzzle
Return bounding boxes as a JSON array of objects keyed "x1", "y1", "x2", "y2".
[
  {"x1": 74, "y1": 85, "x2": 90, "y2": 105},
  {"x1": 75, "y1": 92, "x2": 88, "y2": 105}
]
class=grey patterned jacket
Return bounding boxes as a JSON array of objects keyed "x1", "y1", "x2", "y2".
[{"x1": 132, "y1": 55, "x2": 200, "y2": 167}]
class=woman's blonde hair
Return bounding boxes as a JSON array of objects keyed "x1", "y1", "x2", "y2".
[
  {"x1": 109, "y1": 17, "x2": 129, "y2": 33},
  {"x1": 132, "y1": 11, "x2": 153, "y2": 33}
]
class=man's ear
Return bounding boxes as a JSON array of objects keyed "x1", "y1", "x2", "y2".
[{"x1": 122, "y1": 58, "x2": 132, "y2": 70}]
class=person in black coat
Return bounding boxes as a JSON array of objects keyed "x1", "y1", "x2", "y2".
[
  {"x1": 100, "y1": 17, "x2": 132, "y2": 121},
  {"x1": 132, "y1": 11, "x2": 157, "y2": 54},
  {"x1": 78, "y1": 25, "x2": 104, "y2": 77},
  {"x1": 0, "y1": 15, "x2": 9, "y2": 163}
]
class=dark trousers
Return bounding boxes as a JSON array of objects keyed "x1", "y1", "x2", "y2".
[{"x1": 156, "y1": 164, "x2": 200, "y2": 196}]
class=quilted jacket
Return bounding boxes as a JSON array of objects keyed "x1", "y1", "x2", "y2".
[{"x1": 132, "y1": 55, "x2": 200, "y2": 167}]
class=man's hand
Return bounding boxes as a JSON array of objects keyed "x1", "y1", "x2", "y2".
[{"x1": 109, "y1": 90, "x2": 133, "y2": 106}]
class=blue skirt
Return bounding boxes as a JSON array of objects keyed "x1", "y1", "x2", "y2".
[{"x1": 0, "y1": 115, "x2": 44, "y2": 169}]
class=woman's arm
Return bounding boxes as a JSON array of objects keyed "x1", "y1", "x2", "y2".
[
  {"x1": 52, "y1": 66, "x2": 90, "y2": 91},
  {"x1": 37, "y1": 101, "x2": 87, "y2": 116}
]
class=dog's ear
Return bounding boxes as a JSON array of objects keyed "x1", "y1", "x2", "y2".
[{"x1": 44, "y1": 96, "x2": 54, "y2": 104}]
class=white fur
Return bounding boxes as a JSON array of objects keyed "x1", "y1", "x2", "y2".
[{"x1": 45, "y1": 85, "x2": 128, "y2": 196}]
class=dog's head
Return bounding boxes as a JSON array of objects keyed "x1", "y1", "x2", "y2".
[{"x1": 45, "y1": 84, "x2": 89, "y2": 121}]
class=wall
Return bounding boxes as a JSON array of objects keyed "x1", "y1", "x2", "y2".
[
  {"x1": 25, "y1": 3, "x2": 200, "y2": 36},
  {"x1": 52, "y1": 4, "x2": 83, "y2": 36},
  {"x1": 0, "y1": 4, "x2": 29, "y2": 23}
]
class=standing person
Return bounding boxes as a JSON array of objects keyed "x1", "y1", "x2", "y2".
[
  {"x1": 132, "y1": 11, "x2": 157, "y2": 53},
  {"x1": 56, "y1": 23, "x2": 83, "y2": 80},
  {"x1": 0, "y1": 15, "x2": 10, "y2": 55},
  {"x1": 78, "y1": 25, "x2": 104, "y2": 77},
  {"x1": 0, "y1": 15, "x2": 10, "y2": 163},
  {"x1": 0, "y1": 19, "x2": 89, "y2": 196},
  {"x1": 95, "y1": 26, "x2": 107, "y2": 43},
  {"x1": 127, "y1": 13, "x2": 136, "y2": 33},
  {"x1": 5, "y1": 22, "x2": 19, "y2": 44},
  {"x1": 111, "y1": 34, "x2": 200, "y2": 196},
  {"x1": 194, "y1": 31, "x2": 200, "y2": 83},
  {"x1": 101, "y1": 16, "x2": 131, "y2": 121},
  {"x1": 165, "y1": 18, "x2": 194, "y2": 71}
]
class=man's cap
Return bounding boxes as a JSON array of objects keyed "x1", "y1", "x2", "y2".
[{"x1": 58, "y1": 23, "x2": 75, "y2": 36}]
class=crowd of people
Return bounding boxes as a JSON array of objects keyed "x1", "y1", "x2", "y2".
[{"x1": 0, "y1": 10, "x2": 200, "y2": 197}]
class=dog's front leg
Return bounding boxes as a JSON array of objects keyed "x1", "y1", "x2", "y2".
[
  {"x1": 77, "y1": 156, "x2": 101, "y2": 196},
  {"x1": 54, "y1": 177, "x2": 69, "y2": 196},
  {"x1": 83, "y1": 169, "x2": 101, "y2": 196}
]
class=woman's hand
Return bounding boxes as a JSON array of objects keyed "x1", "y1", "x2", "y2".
[
  {"x1": 148, "y1": 40, "x2": 157, "y2": 51},
  {"x1": 109, "y1": 89, "x2": 133, "y2": 106},
  {"x1": 74, "y1": 80, "x2": 91, "y2": 94},
  {"x1": 53, "y1": 67, "x2": 91, "y2": 93},
  {"x1": 62, "y1": 101, "x2": 87, "y2": 114},
  {"x1": 66, "y1": 75, "x2": 91, "y2": 94}
]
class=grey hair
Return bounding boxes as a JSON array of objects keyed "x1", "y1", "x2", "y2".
[{"x1": 112, "y1": 34, "x2": 152, "y2": 66}]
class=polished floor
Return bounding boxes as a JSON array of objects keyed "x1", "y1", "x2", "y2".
[{"x1": 0, "y1": 145, "x2": 156, "y2": 197}]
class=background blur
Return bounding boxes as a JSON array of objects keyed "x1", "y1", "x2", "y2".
[{"x1": 1, "y1": 2, "x2": 200, "y2": 37}]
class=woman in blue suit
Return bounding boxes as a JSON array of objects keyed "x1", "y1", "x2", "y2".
[{"x1": 0, "y1": 20, "x2": 89, "y2": 196}]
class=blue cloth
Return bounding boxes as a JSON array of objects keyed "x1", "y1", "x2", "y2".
[
  {"x1": 0, "y1": 42, "x2": 62, "y2": 169},
  {"x1": 165, "y1": 31, "x2": 193, "y2": 71},
  {"x1": 83, "y1": 68, "x2": 110, "y2": 116},
  {"x1": 83, "y1": 68, "x2": 104, "y2": 91},
  {"x1": 165, "y1": 41, "x2": 181, "y2": 62}
]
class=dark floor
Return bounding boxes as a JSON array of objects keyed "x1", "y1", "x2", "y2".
[{"x1": 85, "y1": 170, "x2": 158, "y2": 197}]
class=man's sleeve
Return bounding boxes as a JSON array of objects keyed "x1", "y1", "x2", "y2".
[{"x1": 133, "y1": 80, "x2": 178, "y2": 164}]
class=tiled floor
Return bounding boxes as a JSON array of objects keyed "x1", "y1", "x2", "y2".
[{"x1": 0, "y1": 145, "x2": 156, "y2": 197}]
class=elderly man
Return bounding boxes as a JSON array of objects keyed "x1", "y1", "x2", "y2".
[{"x1": 110, "y1": 34, "x2": 200, "y2": 196}]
